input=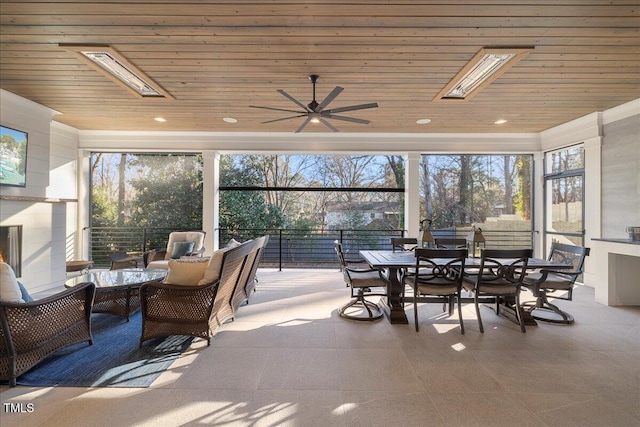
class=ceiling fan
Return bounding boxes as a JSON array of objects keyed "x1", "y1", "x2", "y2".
[{"x1": 250, "y1": 75, "x2": 378, "y2": 132}]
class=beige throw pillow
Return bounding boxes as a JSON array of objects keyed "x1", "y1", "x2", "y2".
[
  {"x1": 197, "y1": 247, "x2": 232, "y2": 286},
  {"x1": 164, "y1": 258, "x2": 209, "y2": 286},
  {"x1": 0, "y1": 262, "x2": 24, "y2": 303}
]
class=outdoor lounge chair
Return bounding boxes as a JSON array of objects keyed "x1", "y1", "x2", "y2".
[
  {"x1": 140, "y1": 237, "x2": 266, "y2": 345},
  {"x1": 0, "y1": 278, "x2": 95, "y2": 387},
  {"x1": 144, "y1": 231, "x2": 206, "y2": 269}
]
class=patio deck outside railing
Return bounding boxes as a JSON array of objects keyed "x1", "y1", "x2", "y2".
[{"x1": 87, "y1": 226, "x2": 533, "y2": 269}]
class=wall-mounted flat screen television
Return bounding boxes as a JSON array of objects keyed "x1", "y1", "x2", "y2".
[{"x1": 0, "y1": 125, "x2": 28, "y2": 187}]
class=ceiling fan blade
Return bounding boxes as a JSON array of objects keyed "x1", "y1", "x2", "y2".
[
  {"x1": 295, "y1": 117, "x2": 312, "y2": 133},
  {"x1": 262, "y1": 114, "x2": 307, "y2": 124},
  {"x1": 316, "y1": 86, "x2": 344, "y2": 112},
  {"x1": 324, "y1": 102, "x2": 379, "y2": 114},
  {"x1": 250, "y1": 105, "x2": 305, "y2": 114},
  {"x1": 278, "y1": 89, "x2": 313, "y2": 112},
  {"x1": 324, "y1": 114, "x2": 370, "y2": 124},
  {"x1": 320, "y1": 118, "x2": 339, "y2": 132}
]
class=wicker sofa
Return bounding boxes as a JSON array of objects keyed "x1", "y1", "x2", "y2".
[
  {"x1": 139, "y1": 236, "x2": 268, "y2": 346},
  {"x1": 0, "y1": 282, "x2": 96, "y2": 387}
]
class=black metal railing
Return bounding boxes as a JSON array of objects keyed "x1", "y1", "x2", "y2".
[
  {"x1": 219, "y1": 228, "x2": 406, "y2": 270},
  {"x1": 88, "y1": 226, "x2": 533, "y2": 269}
]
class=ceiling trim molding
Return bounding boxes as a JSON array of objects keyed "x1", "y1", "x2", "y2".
[{"x1": 78, "y1": 130, "x2": 541, "y2": 154}]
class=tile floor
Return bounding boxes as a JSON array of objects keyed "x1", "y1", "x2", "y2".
[{"x1": 1, "y1": 268, "x2": 638, "y2": 426}]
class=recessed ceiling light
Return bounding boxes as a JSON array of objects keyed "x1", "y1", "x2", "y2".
[
  {"x1": 494, "y1": 119, "x2": 507, "y2": 124},
  {"x1": 223, "y1": 117, "x2": 238, "y2": 123},
  {"x1": 416, "y1": 118, "x2": 431, "y2": 124},
  {"x1": 154, "y1": 117, "x2": 166, "y2": 122}
]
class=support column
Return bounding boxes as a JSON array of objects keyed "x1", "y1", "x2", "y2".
[
  {"x1": 76, "y1": 149, "x2": 92, "y2": 260},
  {"x1": 405, "y1": 152, "x2": 421, "y2": 239},
  {"x1": 202, "y1": 151, "x2": 218, "y2": 253},
  {"x1": 532, "y1": 152, "x2": 544, "y2": 258},
  {"x1": 583, "y1": 135, "x2": 603, "y2": 290}
]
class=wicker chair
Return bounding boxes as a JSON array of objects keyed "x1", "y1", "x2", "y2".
[
  {"x1": 139, "y1": 281, "x2": 220, "y2": 346},
  {"x1": 230, "y1": 236, "x2": 269, "y2": 312},
  {"x1": 144, "y1": 231, "x2": 206, "y2": 269},
  {"x1": 109, "y1": 252, "x2": 139, "y2": 270},
  {"x1": 139, "y1": 238, "x2": 265, "y2": 346},
  {"x1": 0, "y1": 282, "x2": 96, "y2": 387}
]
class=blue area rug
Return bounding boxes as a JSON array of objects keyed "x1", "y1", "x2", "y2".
[{"x1": 14, "y1": 312, "x2": 193, "y2": 388}]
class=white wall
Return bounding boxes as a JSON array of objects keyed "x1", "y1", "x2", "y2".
[
  {"x1": 0, "y1": 90, "x2": 79, "y2": 293},
  {"x1": 540, "y1": 98, "x2": 640, "y2": 292},
  {"x1": 50, "y1": 122, "x2": 82, "y2": 261}
]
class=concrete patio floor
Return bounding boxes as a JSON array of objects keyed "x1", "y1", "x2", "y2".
[{"x1": 1, "y1": 268, "x2": 638, "y2": 426}]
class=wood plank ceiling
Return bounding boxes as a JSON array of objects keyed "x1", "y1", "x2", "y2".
[{"x1": 1, "y1": 1, "x2": 639, "y2": 133}]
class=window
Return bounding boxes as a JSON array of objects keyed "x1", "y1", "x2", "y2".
[
  {"x1": 89, "y1": 152, "x2": 203, "y2": 265},
  {"x1": 419, "y1": 154, "x2": 533, "y2": 249},
  {"x1": 218, "y1": 154, "x2": 405, "y2": 237},
  {"x1": 543, "y1": 144, "x2": 585, "y2": 251}
]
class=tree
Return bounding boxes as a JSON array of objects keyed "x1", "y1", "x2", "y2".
[
  {"x1": 385, "y1": 155, "x2": 405, "y2": 188},
  {"x1": 127, "y1": 154, "x2": 203, "y2": 230},
  {"x1": 514, "y1": 155, "x2": 531, "y2": 220},
  {"x1": 219, "y1": 156, "x2": 285, "y2": 237},
  {"x1": 503, "y1": 155, "x2": 514, "y2": 214},
  {"x1": 117, "y1": 153, "x2": 127, "y2": 226}
]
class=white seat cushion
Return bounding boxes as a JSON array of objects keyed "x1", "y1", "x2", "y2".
[{"x1": 0, "y1": 262, "x2": 24, "y2": 303}]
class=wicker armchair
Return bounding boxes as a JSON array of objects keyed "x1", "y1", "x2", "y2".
[
  {"x1": 140, "y1": 281, "x2": 220, "y2": 346},
  {"x1": 0, "y1": 282, "x2": 96, "y2": 387},
  {"x1": 144, "y1": 231, "x2": 206, "y2": 269}
]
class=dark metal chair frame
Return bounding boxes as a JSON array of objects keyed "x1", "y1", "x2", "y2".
[
  {"x1": 335, "y1": 241, "x2": 388, "y2": 321},
  {"x1": 404, "y1": 248, "x2": 467, "y2": 333},
  {"x1": 522, "y1": 243, "x2": 590, "y2": 324},
  {"x1": 391, "y1": 237, "x2": 418, "y2": 252},
  {"x1": 462, "y1": 248, "x2": 531, "y2": 333},
  {"x1": 434, "y1": 238, "x2": 468, "y2": 250}
]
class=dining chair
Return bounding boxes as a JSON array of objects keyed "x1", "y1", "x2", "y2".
[
  {"x1": 334, "y1": 241, "x2": 388, "y2": 321},
  {"x1": 434, "y1": 238, "x2": 467, "y2": 250},
  {"x1": 391, "y1": 237, "x2": 418, "y2": 252},
  {"x1": 522, "y1": 243, "x2": 590, "y2": 324},
  {"x1": 403, "y1": 248, "x2": 467, "y2": 333},
  {"x1": 462, "y1": 248, "x2": 532, "y2": 333}
]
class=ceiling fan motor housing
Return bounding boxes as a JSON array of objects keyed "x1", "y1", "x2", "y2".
[{"x1": 249, "y1": 74, "x2": 378, "y2": 132}]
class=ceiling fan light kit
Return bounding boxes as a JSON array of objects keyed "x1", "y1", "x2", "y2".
[{"x1": 250, "y1": 75, "x2": 378, "y2": 132}]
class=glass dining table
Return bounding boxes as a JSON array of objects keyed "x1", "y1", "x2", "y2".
[{"x1": 359, "y1": 250, "x2": 571, "y2": 325}]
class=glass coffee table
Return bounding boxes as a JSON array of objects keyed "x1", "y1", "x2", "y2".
[{"x1": 66, "y1": 268, "x2": 166, "y2": 321}]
